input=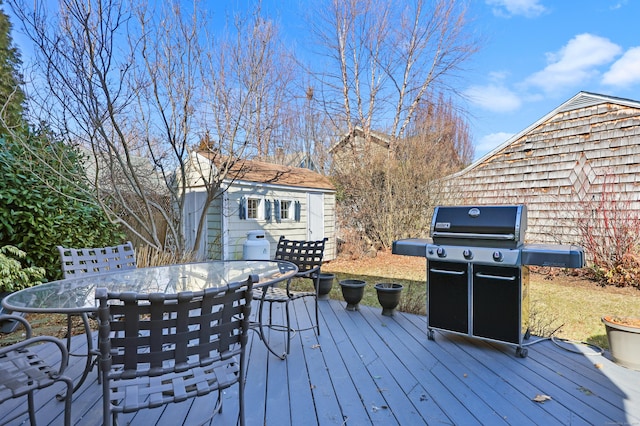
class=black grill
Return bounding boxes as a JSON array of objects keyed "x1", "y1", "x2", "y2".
[{"x1": 392, "y1": 204, "x2": 585, "y2": 358}]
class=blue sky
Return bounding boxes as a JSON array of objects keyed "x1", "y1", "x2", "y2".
[
  {"x1": 225, "y1": 0, "x2": 640, "y2": 160},
  {"x1": 8, "y1": 0, "x2": 640, "y2": 161},
  {"x1": 463, "y1": 0, "x2": 640, "y2": 159}
]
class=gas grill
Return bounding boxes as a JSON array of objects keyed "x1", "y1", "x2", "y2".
[{"x1": 392, "y1": 204, "x2": 584, "y2": 357}]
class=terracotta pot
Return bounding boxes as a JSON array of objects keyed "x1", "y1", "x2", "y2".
[
  {"x1": 339, "y1": 279, "x2": 366, "y2": 311},
  {"x1": 602, "y1": 316, "x2": 640, "y2": 371},
  {"x1": 315, "y1": 273, "x2": 335, "y2": 300},
  {"x1": 375, "y1": 283, "x2": 403, "y2": 316}
]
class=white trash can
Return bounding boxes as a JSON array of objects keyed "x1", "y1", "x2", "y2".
[{"x1": 242, "y1": 230, "x2": 270, "y2": 260}]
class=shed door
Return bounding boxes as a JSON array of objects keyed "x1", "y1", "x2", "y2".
[{"x1": 308, "y1": 192, "x2": 324, "y2": 240}]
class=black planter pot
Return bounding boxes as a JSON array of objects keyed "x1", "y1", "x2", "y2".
[
  {"x1": 374, "y1": 283, "x2": 403, "y2": 316},
  {"x1": 315, "y1": 273, "x2": 335, "y2": 300},
  {"x1": 339, "y1": 279, "x2": 366, "y2": 311}
]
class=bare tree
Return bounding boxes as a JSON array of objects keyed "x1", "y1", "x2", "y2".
[
  {"x1": 311, "y1": 0, "x2": 477, "y2": 249},
  {"x1": 8, "y1": 0, "x2": 296, "y2": 255},
  {"x1": 337, "y1": 95, "x2": 472, "y2": 248},
  {"x1": 312, "y1": 0, "x2": 477, "y2": 151}
]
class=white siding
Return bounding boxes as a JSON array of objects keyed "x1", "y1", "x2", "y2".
[{"x1": 223, "y1": 183, "x2": 336, "y2": 261}]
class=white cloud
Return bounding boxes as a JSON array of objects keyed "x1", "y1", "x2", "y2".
[
  {"x1": 465, "y1": 84, "x2": 522, "y2": 113},
  {"x1": 602, "y1": 47, "x2": 640, "y2": 87},
  {"x1": 475, "y1": 132, "x2": 515, "y2": 159},
  {"x1": 525, "y1": 33, "x2": 622, "y2": 92},
  {"x1": 486, "y1": 0, "x2": 547, "y2": 18}
]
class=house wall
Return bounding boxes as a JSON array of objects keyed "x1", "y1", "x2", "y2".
[
  {"x1": 202, "y1": 183, "x2": 336, "y2": 261},
  {"x1": 445, "y1": 99, "x2": 640, "y2": 245}
]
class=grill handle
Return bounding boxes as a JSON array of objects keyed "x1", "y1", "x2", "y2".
[
  {"x1": 430, "y1": 268, "x2": 465, "y2": 276},
  {"x1": 432, "y1": 231, "x2": 516, "y2": 240},
  {"x1": 475, "y1": 272, "x2": 516, "y2": 281}
]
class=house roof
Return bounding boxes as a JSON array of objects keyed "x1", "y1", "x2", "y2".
[
  {"x1": 197, "y1": 151, "x2": 335, "y2": 191},
  {"x1": 263, "y1": 150, "x2": 319, "y2": 172},
  {"x1": 451, "y1": 91, "x2": 640, "y2": 178},
  {"x1": 329, "y1": 126, "x2": 392, "y2": 153}
]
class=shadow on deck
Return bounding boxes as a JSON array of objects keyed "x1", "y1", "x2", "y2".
[{"x1": 2, "y1": 297, "x2": 639, "y2": 425}]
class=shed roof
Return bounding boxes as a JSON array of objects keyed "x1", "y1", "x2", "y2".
[{"x1": 197, "y1": 151, "x2": 335, "y2": 191}]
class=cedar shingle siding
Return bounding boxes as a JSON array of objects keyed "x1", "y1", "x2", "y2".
[{"x1": 445, "y1": 92, "x2": 640, "y2": 245}]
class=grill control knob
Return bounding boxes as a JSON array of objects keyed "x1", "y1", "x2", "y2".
[
  {"x1": 436, "y1": 247, "x2": 446, "y2": 258},
  {"x1": 463, "y1": 249, "x2": 473, "y2": 260},
  {"x1": 492, "y1": 251, "x2": 503, "y2": 262}
]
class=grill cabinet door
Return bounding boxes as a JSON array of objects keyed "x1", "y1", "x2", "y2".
[
  {"x1": 427, "y1": 260, "x2": 468, "y2": 334},
  {"x1": 472, "y1": 265, "x2": 521, "y2": 344}
]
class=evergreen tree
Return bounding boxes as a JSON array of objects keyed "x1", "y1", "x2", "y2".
[{"x1": 0, "y1": 0, "x2": 25, "y2": 134}]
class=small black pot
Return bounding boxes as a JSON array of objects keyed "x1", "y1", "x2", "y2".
[
  {"x1": 374, "y1": 283, "x2": 403, "y2": 316},
  {"x1": 339, "y1": 279, "x2": 366, "y2": 311},
  {"x1": 315, "y1": 273, "x2": 335, "y2": 300}
]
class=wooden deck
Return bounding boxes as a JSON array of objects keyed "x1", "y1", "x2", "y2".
[{"x1": 3, "y1": 297, "x2": 640, "y2": 425}]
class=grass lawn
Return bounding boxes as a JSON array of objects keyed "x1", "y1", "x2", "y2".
[{"x1": 321, "y1": 251, "x2": 640, "y2": 351}]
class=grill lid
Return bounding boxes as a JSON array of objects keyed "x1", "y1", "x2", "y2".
[{"x1": 430, "y1": 205, "x2": 527, "y2": 248}]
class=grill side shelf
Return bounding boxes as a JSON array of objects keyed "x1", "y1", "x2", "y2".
[
  {"x1": 521, "y1": 244, "x2": 585, "y2": 268},
  {"x1": 391, "y1": 238, "x2": 430, "y2": 257}
]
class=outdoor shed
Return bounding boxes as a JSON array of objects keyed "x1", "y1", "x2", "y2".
[
  {"x1": 444, "y1": 91, "x2": 640, "y2": 245},
  {"x1": 183, "y1": 152, "x2": 336, "y2": 261}
]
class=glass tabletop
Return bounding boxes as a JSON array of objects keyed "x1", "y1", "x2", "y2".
[{"x1": 2, "y1": 260, "x2": 297, "y2": 314}]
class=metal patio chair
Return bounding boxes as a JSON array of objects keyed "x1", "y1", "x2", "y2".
[
  {"x1": 253, "y1": 236, "x2": 326, "y2": 359},
  {"x1": 57, "y1": 241, "x2": 137, "y2": 337},
  {"x1": 58, "y1": 242, "x2": 136, "y2": 278},
  {"x1": 57, "y1": 242, "x2": 137, "y2": 386},
  {"x1": 0, "y1": 314, "x2": 73, "y2": 426},
  {"x1": 95, "y1": 275, "x2": 256, "y2": 426}
]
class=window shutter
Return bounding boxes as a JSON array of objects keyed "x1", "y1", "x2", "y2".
[
  {"x1": 239, "y1": 197, "x2": 246, "y2": 220},
  {"x1": 274, "y1": 199, "x2": 281, "y2": 222},
  {"x1": 265, "y1": 199, "x2": 272, "y2": 221},
  {"x1": 294, "y1": 201, "x2": 301, "y2": 222}
]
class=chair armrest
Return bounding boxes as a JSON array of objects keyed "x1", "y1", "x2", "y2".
[
  {"x1": 0, "y1": 314, "x2": 32, "y2": 338},
  {"x1": 0, "y1": 315, "x2": 70, "y2": 376},
  {"x1": 0, "y1": 335, "x2": 70, "y2": 377}
]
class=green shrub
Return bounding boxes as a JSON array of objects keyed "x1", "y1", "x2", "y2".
[
  {"x1": 0, "y1": 245, "x2": 46, "y2": 292},
  {"x1": 0, "y1": 133, "x2": 124, "y2": 280}
]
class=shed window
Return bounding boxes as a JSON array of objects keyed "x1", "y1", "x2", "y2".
[
  {"x1": 247, "y1": 198, "x2": 261, "y2": 219},
  {"x1": 280, "y1": 200, "x2": 292, "y2": 220}
]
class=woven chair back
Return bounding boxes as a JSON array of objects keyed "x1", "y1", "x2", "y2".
[
  {"x1": 274, "y1": 236, "x2": 326, "y2": 275},
  {"x1": 58, "y1": 242, "x2": 136, "y2": 278}
]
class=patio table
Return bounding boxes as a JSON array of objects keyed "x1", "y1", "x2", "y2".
[{"x1": 2, "y1": 260, "x2": 298, "y2": 395}]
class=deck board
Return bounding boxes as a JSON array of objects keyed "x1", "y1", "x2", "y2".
[{"x1": 2, "y1": 297, "x2": 639, "y2": 426}]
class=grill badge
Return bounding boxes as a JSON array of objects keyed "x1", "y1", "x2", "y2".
[
  {"x1": 435, "y1": 222, "x2": 450, "y2": 229},
  {"x1": 468, "y1": 207, "x2": 480, "y2": 218}
]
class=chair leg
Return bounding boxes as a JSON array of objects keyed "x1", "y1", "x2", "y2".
[
  {"x1": 256, "y1": 294, "x2": 286, "y2": 360},
  {"x1": 313, "y1": 276, "x2": 321, "y2": 336},
  {"x1": 27, "y1": 391, "x2": 36, "y2": 426},
  {"x1": 315, "y1": 296, "x2": 320, "y2": 336},
  {"x1": 61, "y1": 375, "x2": 74, "y2": 426},
  {"x1": 239, "y1": 367, "x2": 246, "y2": 426},
  {"x1": 66, "y1": 314, "x2": 73, "y2": 354},
  {"x1": 285, "y1": 300, "x2": 292, "y2": 355}
]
